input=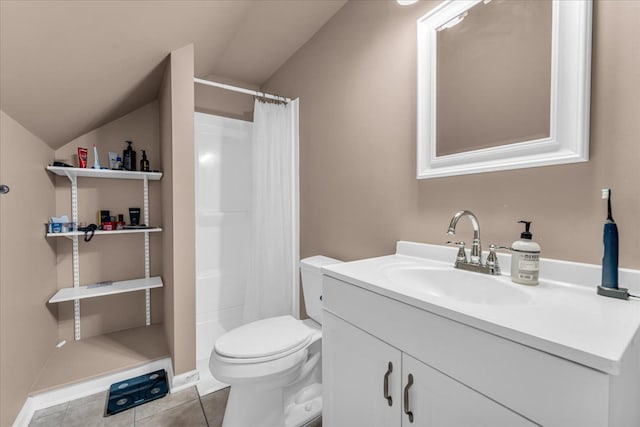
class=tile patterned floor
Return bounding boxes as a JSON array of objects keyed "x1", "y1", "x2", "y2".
[{"x1": 28, "y1": 386, "x2": 322, "y2": 427}]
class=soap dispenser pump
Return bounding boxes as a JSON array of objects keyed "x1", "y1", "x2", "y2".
[{"x1": 510, "y1": 220, "x2": 541, "y2": 286}]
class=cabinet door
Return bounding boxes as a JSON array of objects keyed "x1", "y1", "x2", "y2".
[
  {"x1": 401, "y1": 354, "x2": 535, "y2": 427},
  {"x1": 323, "y1": 312, "x2": 402, "y2": 427}
]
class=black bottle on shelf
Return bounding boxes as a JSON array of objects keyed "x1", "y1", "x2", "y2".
[
  {"x1": 140, "y1": 150, "x2": 150, "y2": 172},
  {"x1": 123, "y1": 141, "x2": 136, "y2": 171}
]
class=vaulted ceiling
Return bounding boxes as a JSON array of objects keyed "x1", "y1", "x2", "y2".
[{"x1": 0, "y1": 0, "x2": 346, "y2": 149}]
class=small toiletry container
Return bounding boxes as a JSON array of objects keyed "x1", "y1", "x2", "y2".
[
  {"x1": 140, "y1": 150, "x2": 150, "y2": 172},
  {"x1": 129, "y1": 208, "x2": 141, "y2": 226},
  {"x1": 62, "y1": 222, "x2": 76, "y2": 233},
  {"x1": 511, "y1": 220, "x2": 541, "y2": 286}
]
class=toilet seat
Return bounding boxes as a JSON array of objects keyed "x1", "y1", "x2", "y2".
[
  {"x1": 210, "y1": 316, "x2": 321, "y2": 385},
  {"x1": 211, "y1": 345, "x2": 310, "y2": 385},
  {"x1": 214, "y1": 315, "x2": 316, "y2": 364}
]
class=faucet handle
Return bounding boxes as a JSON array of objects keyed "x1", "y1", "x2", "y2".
[
  {"x1": 485, "y1": 244, "x2": 508, "y2": 272},
  {"x1": 447, "y1": 241, "x2": 467, "y2": 264},
  {"x1": 489, "y1": 244, "x2": 511, "y2": 251}
]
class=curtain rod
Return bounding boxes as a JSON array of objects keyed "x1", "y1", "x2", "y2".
[{"x1": 194, "y1": 78, "x2": 291, "y2": 102}]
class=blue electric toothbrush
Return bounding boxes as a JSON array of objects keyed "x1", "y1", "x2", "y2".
[{"x1": 597, "y1": 188, "x2": 628, "y2": 299}]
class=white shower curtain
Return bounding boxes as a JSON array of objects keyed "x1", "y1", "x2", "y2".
[{"x1": 243, "y1": 99, "x2": 298, "y2": 323}]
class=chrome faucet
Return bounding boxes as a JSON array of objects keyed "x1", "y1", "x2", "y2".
[
  {"x1": 447, "y1": 210, "x2": 481, "y2": 263},
  {"x1": 447, "y1": 210, "x2": 501, "y2": 275}
]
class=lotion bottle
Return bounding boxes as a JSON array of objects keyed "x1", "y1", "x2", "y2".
[
  {"x1": 511, "y1": 220, "x2": 540, "y2": 286},
  {"x1": 123, "y1": 141, "x2": 136, "y2": 171}
]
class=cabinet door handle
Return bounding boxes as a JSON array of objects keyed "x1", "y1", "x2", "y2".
[
  {"x1": 404, "y1": 373, "x2": 414, "y2": 423},
  {"x1": 383, "y1": 361, "x2": 393, "y2": 406}
]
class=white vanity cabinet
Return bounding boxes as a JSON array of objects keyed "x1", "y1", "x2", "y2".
[
  {"x1": 324, "y1": 311, "x2": 534, "y2": 427},
  {"x1": 401, "y1": 353, "x2": 534, "y2": 427},
  {"x1": 323, "y1": 311, "x2": 401, "y2": 427},
  {"x1": 322, "y1": 270, "x2": 639, "y2": 427}
]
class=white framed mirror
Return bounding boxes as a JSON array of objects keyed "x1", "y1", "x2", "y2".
[{"x1": 417, "y1": 0, "x2": 592, "y2": 179}]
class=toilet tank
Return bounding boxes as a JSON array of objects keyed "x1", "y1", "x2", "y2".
[{"x1": 300, "y1": 255, "x2": 342, "y2": 324}]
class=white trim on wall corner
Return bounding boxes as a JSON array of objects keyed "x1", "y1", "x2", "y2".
[
  {"x1": 12, "y1": 358, "x2": 173, "y2": 427},
  {"x1": 169, "y1": 369, "x2": 200, "y2": 394}
]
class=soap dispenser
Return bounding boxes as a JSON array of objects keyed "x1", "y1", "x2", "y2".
[{"x1": 511, "y1": 220, "x2": 541, "y2": 286}]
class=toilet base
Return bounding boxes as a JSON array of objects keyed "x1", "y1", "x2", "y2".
[
  {"x1": 284, "y1": 383, "x2": 322, "y2": 427},
  {"x1": 223, "y1": 382, "x2": 286, "y2": 427},
  {"x1": 221, "y1": 345, "x2": 322, "y2": 427},
  {"x1": 222, "y1": 381, "x2": 322, "y2": 427}
]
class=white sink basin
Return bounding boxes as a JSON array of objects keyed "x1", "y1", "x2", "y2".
[
  {"x1": 322, "y1": 241, "x2": 640, "y2": 375},
  {"x1": 382, "y1": 266, "x2": 532, "y2": 306}
]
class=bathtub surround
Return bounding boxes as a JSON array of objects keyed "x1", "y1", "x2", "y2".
[
  {"x1": 262, "y1": 0, "x2": 640, "y2": 270},
  {"x1": 194, "y1": 112, "x2": 253, "y2": 395}
]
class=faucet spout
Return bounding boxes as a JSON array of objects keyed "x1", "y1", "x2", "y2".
[{"x1": 447, "y1": 210, "x2": 481, "y2": 264}]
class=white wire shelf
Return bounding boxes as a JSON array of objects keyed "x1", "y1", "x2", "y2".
[
  {"x1": 46, "y1": 227, "x2": 162, "y2": 238},
  {"x1": 49, "y1": 276, "x2": 163, "y2": 303},
  {"x1": 46, "y1": 166, "x2": 162, "y2": 180}
]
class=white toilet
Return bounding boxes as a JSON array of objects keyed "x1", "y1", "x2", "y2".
[{"x1": 209, "y1": 255, "x2": 341, "y2": 427}]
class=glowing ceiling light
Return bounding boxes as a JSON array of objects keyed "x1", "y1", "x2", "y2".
[{"x1": 397, "y1": 0, "x2": 418, "y2": 5}]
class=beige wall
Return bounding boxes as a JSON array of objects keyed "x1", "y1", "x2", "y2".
[
  {"x1": 263, "y1": 0, "x2": 640, "y2": 269},
  {"x1": 0, "y1": 111, "x2": 58, "y2": 427},
  {"x1": 53, "y1": 102, "x2": 164, "y2": 340},
  {"x1": 160, "y1": 44, "x2": 196, "y2": 376},
  {"x1": 159, "y1": 60, "x2": 175, "y2": 375},
  {"x1": 195, "y1": 74, "x2": 256, "y2": 122}
]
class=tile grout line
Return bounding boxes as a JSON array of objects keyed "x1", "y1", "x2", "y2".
[
  {"x1": 133, "y1": 389, "x2": 198, "y2": 424},
  {"x1": 197, "y1": 393, "x2": 211, "y2": 427}
]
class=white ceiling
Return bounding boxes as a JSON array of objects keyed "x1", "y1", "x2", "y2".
[{"x1": 0, "y1": 0, "x2": 346, "y2": 149}]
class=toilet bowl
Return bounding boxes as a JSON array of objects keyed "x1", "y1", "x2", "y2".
[{"x1": 209, "y1": 255, "x2": 342, "y2": 427}]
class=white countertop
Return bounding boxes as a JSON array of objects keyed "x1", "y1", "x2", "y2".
[{"x1": 322, "y1": 241, "x2": 640, "y2": 375}]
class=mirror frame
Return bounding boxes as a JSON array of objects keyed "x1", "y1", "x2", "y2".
[{"x1": 417, "y1": 0, "x2": 592, "y2": 179}]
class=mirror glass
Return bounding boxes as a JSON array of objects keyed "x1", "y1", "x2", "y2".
[
  {"x1": 417, "y1": 0, "x2": 592, "y2": 179},
  {"x1": 436, "y1": 0, "x2": 552, "y2": 157}
]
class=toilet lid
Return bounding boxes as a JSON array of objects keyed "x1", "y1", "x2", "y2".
[{"x1": 214, "y1": 315, "x2": 313, "y2": 359}]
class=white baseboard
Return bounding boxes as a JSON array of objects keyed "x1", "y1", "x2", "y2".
[
  {"x1": 169, "y1": 369, "x2": 200, "y2": 393},
  {"x1": 12, "y1": 398, "x2": 35, "y2": 427},
  {"x1": 12, "y1": 357, "x2": 172, "y2": 427}
]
